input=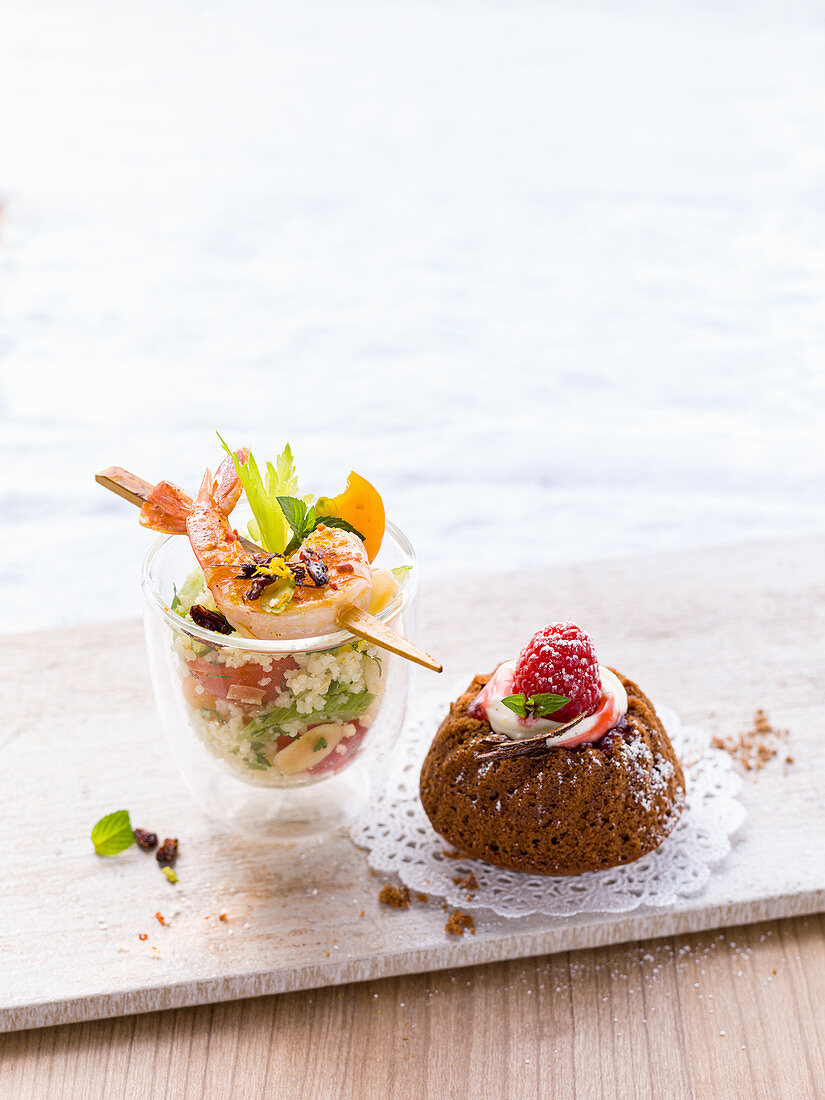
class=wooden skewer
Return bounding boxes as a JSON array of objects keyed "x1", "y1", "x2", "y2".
[
  {"x1": 95, "y1": 467, "x2": 154, "y2": 507},
  {"x1": 96, "y1": 467, "x2": 443, "y2": 673},
  {"x1": 335, "y1": 604, "x2": 441, "y2": 672}
]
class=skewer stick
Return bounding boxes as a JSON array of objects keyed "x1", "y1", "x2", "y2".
[
  {"x1": 95, "y1": 467, "x2": 154, "y2": 507},
  {"x1": 336, "y1": 604, "x2": 441, "y2": 673},
  {"x1": 96, "y1": 467, "x2": 443, "y2": 673}
]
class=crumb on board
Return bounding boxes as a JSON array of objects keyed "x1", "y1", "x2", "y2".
[
  {"x1": 378, "y1": 884, "x2": 411, "y2": 909},
  {"x1": 453, "y1": 872, "x2": 478, "y2": 893},
  {"x1": 711, "y1": 709, "x2": 789, "y2": 773},
  {"x1": 219, "y1": 912, "x2": 228, "y2": 922},
  {"x1": 415, "y1": 893, "x2": 429, "y2": 904},
  {"x1": 445, "y1": 910, "x2": 475, "y2": 936}
]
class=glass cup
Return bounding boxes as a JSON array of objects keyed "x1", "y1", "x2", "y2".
[{"x1": 141, "y1": 519, "x2": 418, "y2": 841}]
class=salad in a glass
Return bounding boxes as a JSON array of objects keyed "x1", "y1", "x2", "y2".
[{"x1": 137, "y1": 438, "x2": 416, "y2": 788}]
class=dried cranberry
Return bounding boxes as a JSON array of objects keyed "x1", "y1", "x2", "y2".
[
  {"x1": 300, "y1": 547, "x2": 329, "y2": 587},
  {"x1": 155, "y1": 838, "x2": 179, "y2": 865},
  {"x1": 190, "y1": 604, "x2": 233, "y2": 634},
  {"x1": 134, "y1": 828, "x2": 158, "y2": 850}
]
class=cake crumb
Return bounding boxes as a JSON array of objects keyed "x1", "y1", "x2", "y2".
[
  {"x1": 378, "y1": 884, "x2": 410, "y2": 909},
  {"x1": 711, "y1": 709, "x2": 789, "y2": 773},
  {"x1": 415, "y1": 893, "x2": 429, "y2": 904},
  {"x1": 453, "y1": 872, "x2": 478, "y2": 893},
  {"x1": 442, "y1": 848, "x2": 467, "y2": 860},
  {"x1": 445, "y1": 910, "x2": 475, "y2": 936}
]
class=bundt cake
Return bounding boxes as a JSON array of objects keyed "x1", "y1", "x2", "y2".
[{"x1": 419, "y1": 623, "x2": 685, "y2": 876}]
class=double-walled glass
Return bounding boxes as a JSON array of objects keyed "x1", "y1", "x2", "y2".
[{"x1": 141, "y1": 521, "x2": 418, "y2": 841}]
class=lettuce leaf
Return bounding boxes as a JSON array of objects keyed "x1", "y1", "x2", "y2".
[
  {"x1": 243, "y1": 689, "x2": 374, "y2": 741},
  {"x1": 174, "y1": 570, "x2": 207, "y2": 616}
]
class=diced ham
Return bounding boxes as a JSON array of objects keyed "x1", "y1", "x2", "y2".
[{"x1": 226, "y1": 684, "x2": 266, "y2": 705}]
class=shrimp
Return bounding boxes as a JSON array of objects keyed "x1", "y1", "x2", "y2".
[
  {"x1": 186, "y1": 469, "x2": 372, "y2": 639},
  {"x1": 139, "y1": 449, "x2": 248, "y2": 534}
]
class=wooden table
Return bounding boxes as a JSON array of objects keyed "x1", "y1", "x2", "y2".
[
  {"x1": 3, "y1": 534, "x2": 824, "y2": 1098},
  {"x1": 3, "y1": 914, "x2": 824, "y2": 1098}
]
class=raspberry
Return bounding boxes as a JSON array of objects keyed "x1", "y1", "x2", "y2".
[{"x1": 512, "y1": 622, "x2": 602, "y2": 722}]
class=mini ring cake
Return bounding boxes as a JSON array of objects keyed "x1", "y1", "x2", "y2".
[{"x1": 420, "y1": 622, "x2": 685, "y2": 876}]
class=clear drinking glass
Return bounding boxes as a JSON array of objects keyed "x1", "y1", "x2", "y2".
[{"x1": 141, "y1": 520, "x2": 418, "y2": 841}]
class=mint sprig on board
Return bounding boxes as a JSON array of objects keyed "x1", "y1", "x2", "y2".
[
  {"x1": 501, "y1": 692, "x2": 569, "y2": 719},
  {"x1": 91, "y1": 810, "x2": 135, "y2": 856}
]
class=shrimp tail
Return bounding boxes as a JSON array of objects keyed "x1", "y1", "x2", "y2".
[
  {"x1": 139, "y1": 481, "x2": 193, "y2": 534},
  {"x1": 139, "y1": 448, "x2": 249, "y2": 534},
  {"x1": 211, "y1": 447, "x2": 249, "y2": 515}
]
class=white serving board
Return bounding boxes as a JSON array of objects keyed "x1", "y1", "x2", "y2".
[{"x1": 1, "y1": 535, "x2": 823, "y2": 1032}]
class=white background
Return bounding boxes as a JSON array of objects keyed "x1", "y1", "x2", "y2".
[{"x1": 1, "y1": 0, "x2": 824, "y2": 631}]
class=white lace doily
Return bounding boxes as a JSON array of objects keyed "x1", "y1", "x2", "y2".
[{"x1": 350, "y1": 691, "x2": 745, "y2": 918}]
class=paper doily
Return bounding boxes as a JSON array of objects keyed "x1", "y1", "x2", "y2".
[{"x1": 350, "y1": 691, "x2": 745, "y2": 918}]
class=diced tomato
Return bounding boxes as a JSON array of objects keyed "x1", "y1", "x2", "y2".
[
  {"x1": 186, "y1": 656, "x2": 298, "y2": 704},
  {"x1": 307, "y1": 721, "x2": 371, "y2": 776}
]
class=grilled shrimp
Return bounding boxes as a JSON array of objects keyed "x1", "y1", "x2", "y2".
[
  {"x1": 186, "y1": 469, "x2": 372, "y2": 639},
  {"x1": 139, "y1": 449, "x2": 248, "y2": 534}
]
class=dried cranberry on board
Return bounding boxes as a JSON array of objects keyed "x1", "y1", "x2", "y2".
[
  {"x1": 134, "y1": 829, "x2": 158, "y2": 850},
  {"x1": 155, "y1": 838, "x2": 179, "y2": 865}
]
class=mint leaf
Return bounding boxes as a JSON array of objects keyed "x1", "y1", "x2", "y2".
[
  {"x1": 91, "y1": 810, "x2": 135, "y2": 856},
  {"x1": 313, "y1": 736, "x2": 328, "y2": 752},
  {"x1": 276, "y1": 495, "x2": 307, "y2": 533},
  {"x1": 280, "y1": 496, "x2": 329, "y2": 555},
  {"x1": 500, "y1": 692, "x2": 569, "y2": 719},
  {"x1": 316, "y1": 515, "x2": 365, "y2": 540},
  {"x1": 526, "y1": 693, "x2": 569, "y2": 718},
  {"x1": 391, "y1": 565, "x2": 412, "y2": 582},
  {"x1": 501, "y1": 693, "x2": 528, "y2": 718}
]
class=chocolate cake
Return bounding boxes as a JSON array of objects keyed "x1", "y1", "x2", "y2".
[{"x1": 420, "y1": 670, "x2": 685, "y2": 876}]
